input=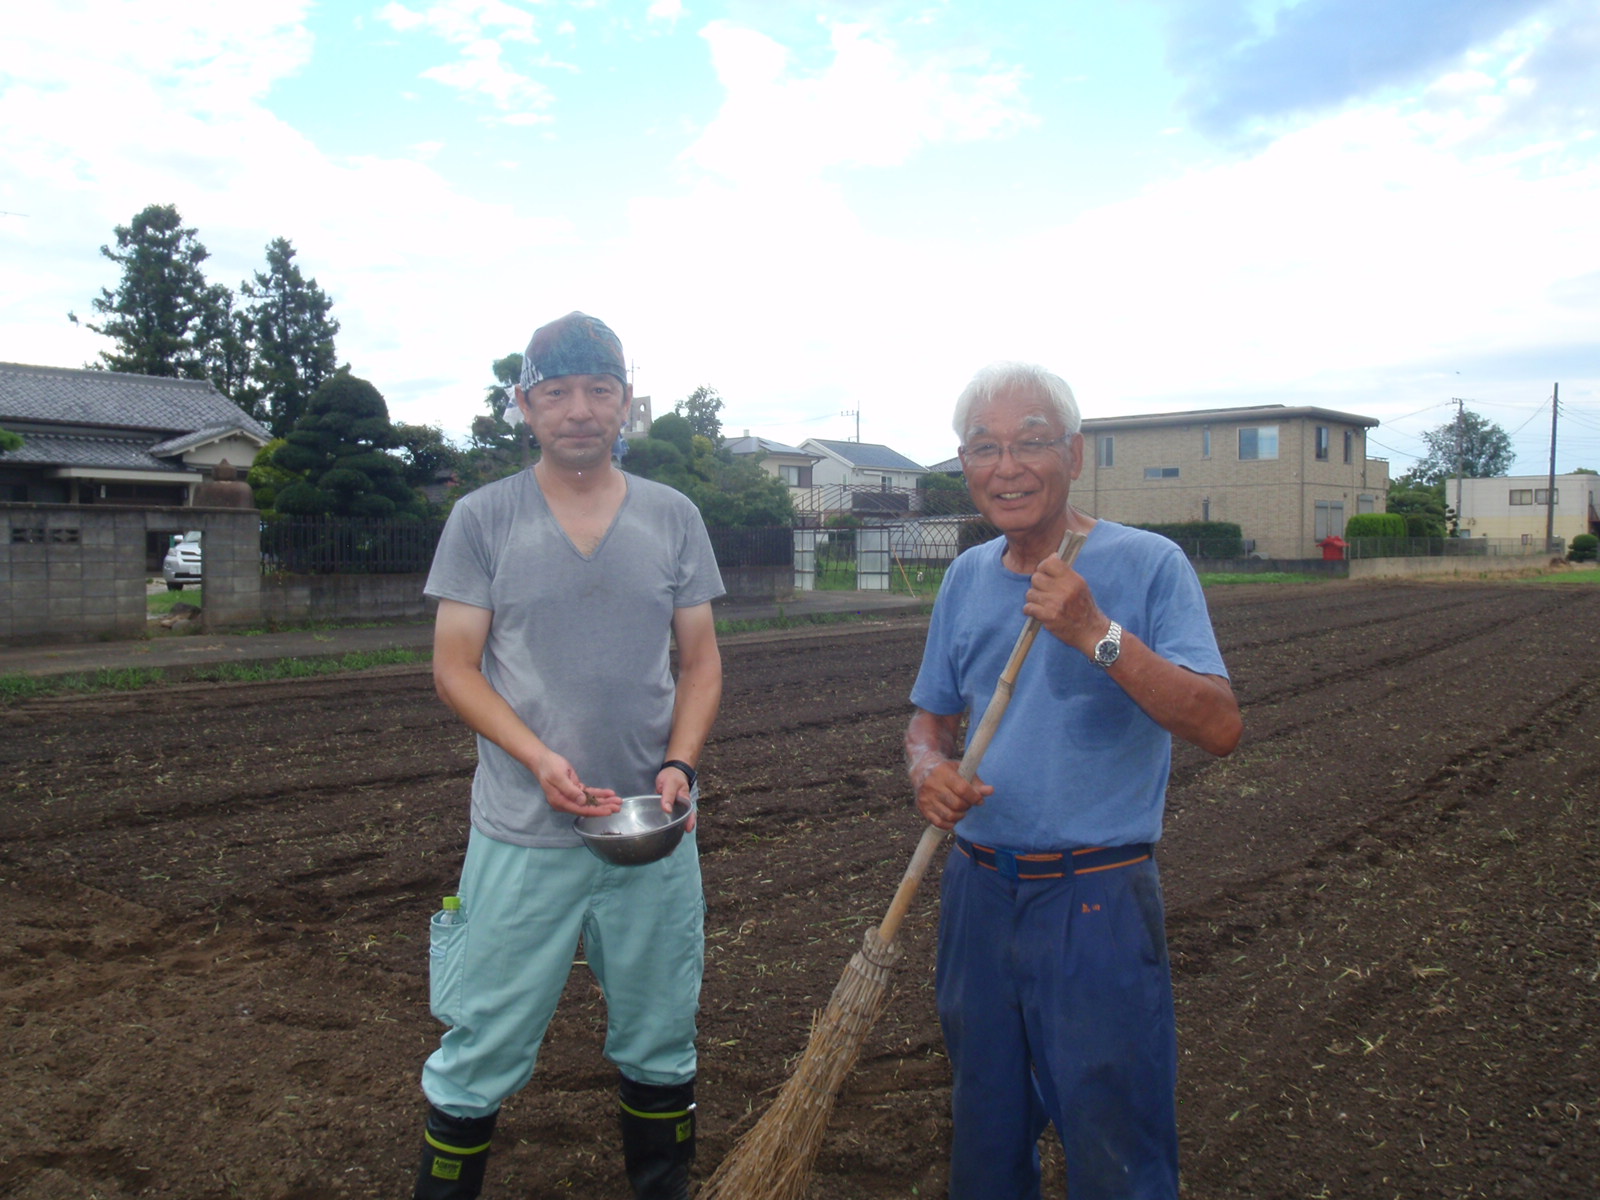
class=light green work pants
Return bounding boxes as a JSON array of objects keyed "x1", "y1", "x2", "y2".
[{"x1": 422, "y1": 827, "x2": 704, "y2": 1119}]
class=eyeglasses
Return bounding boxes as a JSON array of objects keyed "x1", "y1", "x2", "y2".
[{"x1": 959, "y1": 436, "x2": 1068, "y2": 468}]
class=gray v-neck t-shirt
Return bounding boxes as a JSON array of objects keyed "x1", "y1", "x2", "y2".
[{"x1": 424, "y1": 469, "x2": 725, "y2": 846}]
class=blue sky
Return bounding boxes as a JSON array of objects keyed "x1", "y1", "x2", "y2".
[{"x1": 2, "y1": 0, "x2": 1596, "y2": 474}]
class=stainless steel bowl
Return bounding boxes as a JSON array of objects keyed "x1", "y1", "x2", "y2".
[{"x1": 573, "y1": 794, "x2": 693, "y2": 866}]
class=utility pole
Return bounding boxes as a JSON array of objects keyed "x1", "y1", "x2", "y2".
[
  {"x1": 1452, "y1": 398, "x2": 1465, "y2": 536},
  {"x1": 1546, "y1": 383, "x2": 1559, "y2": 553},
  {"x1": 840, "y1": 409, "x2": 859, "y2": 442}
]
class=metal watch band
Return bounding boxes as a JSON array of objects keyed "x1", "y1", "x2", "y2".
[{"x1": 1093, "y1": 620, "x2": 1122, "y2": 668}]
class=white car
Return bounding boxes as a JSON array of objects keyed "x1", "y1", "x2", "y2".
[{"x1": 162, "y1": 531, "x2": 202, "y2": 590}]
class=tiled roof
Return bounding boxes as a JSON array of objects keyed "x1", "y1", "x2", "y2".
[
  {"x1": 0, "y1": 361, "x2": 271, "y2": 441},
  {"x1": 0, "y1": 430, "x2": 197, "y2": 473},
  {"x1": 725, "y1": 435, "x2": 815, "y2": 458},
  {"x1": 150, "y1": 424, "x2": 266, "y2": 456},
  {"x1": 808, "y1": 439, "x2": 927, "y2": 472}
]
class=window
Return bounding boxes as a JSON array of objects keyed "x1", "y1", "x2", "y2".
[
  {"x1": 1201, "y1": 498, "x2": 1211, "y2": 521},
  {"x1": 1315, "y1": 426, "x2": 1330, "y2": 461},
  {"x1": 1143, "y1": 467, "x2": 1180, "y2": 479},
  {"x1": 1343, "y1": 430, "x2": 1354, "y2": 464},
  {"x1": 1358, "y1": 493, "x2": 1376, "y2": 513},
  {"x1": 1098, "y1": 436, "x2": 1114, "y2": 467},
  {"x1": 1238, "y1": 425, "x2": 1279, "y2": 460},
  {"x1": 779, "y1": 464, "x2": 811, "y2": 487},
  {"x1": 1202, "y1": 427, "x2": 1211, "y2": 459},
  {"x1": 1509, "y1": 489, "x2": 1534, "y2": 505},
  {"x1": 1314, "y1": 500, "x2": 1345, "y2": 541},
  {"x1": 1537, "y1": 489, "x2": 1558, "y2": 504}
]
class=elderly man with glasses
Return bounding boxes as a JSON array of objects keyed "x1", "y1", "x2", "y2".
[{"x1": 905, "y1": 362, "x2": 1242, "y2": 1200}]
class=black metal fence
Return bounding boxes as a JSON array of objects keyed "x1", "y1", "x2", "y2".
[
  {"x1": 1346, "y1": 536, "x2": 1565, "y2": 559},
  {"x1": 706, "y1": 525, "x2": 791, "y2": 567},
  {"x1": 261, "y1": 516, "x2": 446, "y2": 574}
]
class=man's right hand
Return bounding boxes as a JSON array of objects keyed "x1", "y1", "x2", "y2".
[
  {"x1": 535, "y1": 751, "x2": 621, "y2": 816},
  {"x1": 912, "y1": 756, "x2": 993, "y2": 831}
]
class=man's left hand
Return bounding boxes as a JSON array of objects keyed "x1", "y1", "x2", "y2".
[{"x1": 656, "y1": 764, "x2": 698, "y2": 833}]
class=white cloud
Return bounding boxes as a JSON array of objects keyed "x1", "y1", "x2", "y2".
[
  {"x1": 688, "y1": 19, "x2": 1036, "y2": 182},
  {"x1": 378, "y1": 0, "x2": 555, "y2": 120}
]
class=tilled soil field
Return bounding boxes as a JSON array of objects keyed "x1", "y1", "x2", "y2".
[{"x1": 2, "y1": 577, "x2": 1598, "y2": 1199}]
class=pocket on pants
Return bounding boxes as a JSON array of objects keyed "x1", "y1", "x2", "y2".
[{"x1": 429, "y1": 910, "x2": 469, "y2": 1027}]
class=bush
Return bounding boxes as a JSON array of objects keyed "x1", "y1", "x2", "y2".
[
  {"x1": 1346, "y1": 513, "x2": 1406, "y2": 538},
  {"x1": 1569, "y1": 533, "x2": 1598, "y2": 563},
  {"x1": 1131, "y1": 521, "x2": 1244, "y2": 559}
]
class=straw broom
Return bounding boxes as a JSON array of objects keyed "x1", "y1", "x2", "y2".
[{"x1": 700, "y1": 528, "x2": 1088, "y2": 1200}]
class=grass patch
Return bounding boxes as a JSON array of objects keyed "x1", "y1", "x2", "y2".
[
  {"x1": 0, "y1": 667, "x2": 170, "y2": 702},
  {"x1": 715, "y1": 607, "x2": 932, "y2": 636},
  {"x1": 189, "y1": 648, "x2": 430, "y2": 683},
  {"x1": 0, "y1": 649, "x2": 429, "y2": 704},
  {"x1": 1504, "y1": 568, "x2": 1600, "y2": 584},
  {"x1": 1198, "y1": 571, "x2": 1329, "y2": 585},
  {"x1": 146, "y1": 588, "x2": 202, "y2": 615}
]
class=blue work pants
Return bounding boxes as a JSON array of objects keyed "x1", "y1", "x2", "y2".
[{"x1": 936, "y1": 841, "x2": 1179, "y2": 1200}]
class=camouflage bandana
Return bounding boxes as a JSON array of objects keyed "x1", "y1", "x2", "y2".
[{"x1": 518, "y1": 311, "x2": 627, "y2": 392}]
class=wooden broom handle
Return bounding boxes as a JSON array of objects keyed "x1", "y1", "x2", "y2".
[{"x1": 877, "y1": 527, "x2": 1088, "y2": 945}]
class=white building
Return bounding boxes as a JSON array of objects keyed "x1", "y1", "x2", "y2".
[{"x1": 1457, "y1": 473, "x2": 1599, "y2": 547}]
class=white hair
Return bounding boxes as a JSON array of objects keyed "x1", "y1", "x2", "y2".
[{"x1": 952, "y1": 362, "x2": 1081, "y2": 444}]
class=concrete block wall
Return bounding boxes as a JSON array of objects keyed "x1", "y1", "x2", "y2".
[{"x1": 1, "y1": 503, "x2": 263, "y2": 645}]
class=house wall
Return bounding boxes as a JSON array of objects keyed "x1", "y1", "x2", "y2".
[
  {"x1": 1457, "y1": 473, "x2": 1599, "y2": 545},
  {"x1": 1078, "y1": 414, "x2": 1387, "y2": 558}
]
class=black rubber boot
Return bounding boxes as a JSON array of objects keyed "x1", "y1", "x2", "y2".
[
  {"x1": 413, "y1": 1103, "x2": 497, "y2": 1199},
  {"x1": 618, "y1": 1074, "x2": 696, "y2": 1200}
]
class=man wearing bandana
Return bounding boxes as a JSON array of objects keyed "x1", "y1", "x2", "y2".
[{"x1": 412, "y1": 312, "x2": 725, "y2": 1199}]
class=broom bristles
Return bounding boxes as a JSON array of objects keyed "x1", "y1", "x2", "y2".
[{"x1": 699, "y1": 926, "x2": 903, "y2": 1200}]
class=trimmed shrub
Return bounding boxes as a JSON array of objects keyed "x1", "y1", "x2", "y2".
[
  {"x1": 1569, "y1": 533, "x2": 1598, "y2": 563},
  {"x1": 1346, "y1": 513, "x2": 1406, "y2": 538},
  {"x1": 1131, "y1": 521, "x2": 1245, "y2": 559}
]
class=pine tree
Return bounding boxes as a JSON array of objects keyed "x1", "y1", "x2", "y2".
[
  {"x1": 271, "y1": 371, "x2": 425, "y2": 519},
  {"x1": 70, "y1": 204, "x2": 229, "y2": 381},
  {"x1": 243, "y1": 238, "x2": 340, "y2": 437}
]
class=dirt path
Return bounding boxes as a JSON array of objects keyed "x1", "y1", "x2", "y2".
[{"x1": 2, "y1": 579, "x2": 1597, "y2": 1198}]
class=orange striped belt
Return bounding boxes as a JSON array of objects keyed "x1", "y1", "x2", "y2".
[{"x1": 954, "y1": 836, "x2": 1153, "y2": 881}]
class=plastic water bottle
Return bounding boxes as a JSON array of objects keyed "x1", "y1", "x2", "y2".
[{"x1": 438, "y1": 895, "x2": 462, "y2": 925}]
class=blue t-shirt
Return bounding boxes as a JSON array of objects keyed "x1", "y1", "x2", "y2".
[{"x1": 909, "y1": 521, "x2": 1227, "y2": 850}]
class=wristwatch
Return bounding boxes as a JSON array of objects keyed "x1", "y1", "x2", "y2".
[{"x1": 1092, "y1": 620, "x2": 1123, "y2": 669}]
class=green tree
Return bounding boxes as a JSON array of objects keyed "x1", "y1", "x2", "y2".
[
  {"x1": 70, "y1": 203, "x2": 231, "y2": 384},
  {"x1": 454, "y1": 352, "x2": 529, "y2": 493},
  {"x1": 1412, "y1": 410, "x2": 1514, "y2": 485},
  {"x1": 270, "y1": 371, "x2": 425, "y2": 519},
  {"x1": 393, "y1": 422, "x2": 463, "y2": 489},
  {"x1": 246, "y1": 438, "x2": 297, "y2": 515},
  {"x1": 676, "y1": 385, "x2": 724, "y2": 446},
  {"x1": 648, "y1": 411, "x2": 695, "y2": 456},
  {"x1": 1386, "y1": 472, "x2": 1450, "y2": 537},
  {"x1": 196, "y1": 283, "x2": 258, "y2": 415},
  {"x1": 622, "y1": 413, "x2": 794, "y2": 527},
  {"x1": 243, "y1": 238, "x2": 340, "y2": 436},
  {"x1": 918, "y1": 471, "x2": 976, "y2": 515},
  {"x1": 0, "y1": 427, "x2": 22, "y2": 452}
]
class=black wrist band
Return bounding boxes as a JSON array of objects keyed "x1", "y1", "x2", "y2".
[{"x1": 661, "y1": 759, "x2": 697, "y2": 790}]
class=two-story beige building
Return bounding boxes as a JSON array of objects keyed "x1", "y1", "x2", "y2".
[{"x1": 1077, "y1": 404, "x2": 1388, "y2": 559}]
